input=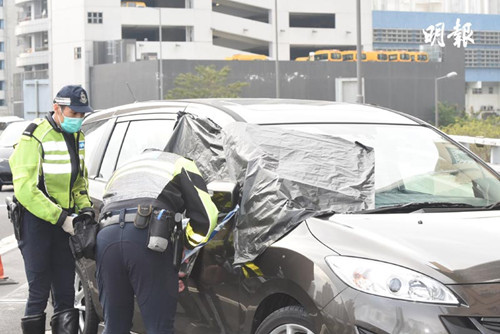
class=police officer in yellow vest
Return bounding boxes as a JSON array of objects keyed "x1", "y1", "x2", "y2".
[
  {"x1": 96, "y1": 150, "x2": 218, "y2": 334},
  {"x1": 9, "y1": 85, "x2": 94, "y2": 334}
]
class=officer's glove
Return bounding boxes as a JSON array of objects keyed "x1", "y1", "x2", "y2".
[{"x1": 62, "y1": 216, "x2": 75, "y2": 236}]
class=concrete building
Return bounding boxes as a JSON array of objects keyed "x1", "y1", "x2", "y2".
[
  {"x1": 7, "y1": 0, "x2": 374, "y2": 118},
  {"x1": 11, "y1": 0, "x2": 49, "y2": 118},
  {"x1": 373, "y1": 10, "x2": 500, "y2": 115},
  {"x1": 5, "y1": 0, "x2": 499, "y2": 117},
  {"x1": 4, "y1": 0, "x2": 23, "y2": 116},
  {"x1": 0, "y1": 0, "x2": 6, "y2": 115}
]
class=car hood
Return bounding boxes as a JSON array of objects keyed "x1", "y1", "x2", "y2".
[{"x1": 307, "y1": 210, "x2": 500, "y2": 285}]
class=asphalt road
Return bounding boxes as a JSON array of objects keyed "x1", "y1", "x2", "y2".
[{"x1": 0, "y1": 186, "x2": 54, "y2": 333}]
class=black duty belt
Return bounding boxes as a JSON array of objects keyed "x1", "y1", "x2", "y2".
[{"x1": 99, "y1": 208, "x2": 138, "y2": 230}]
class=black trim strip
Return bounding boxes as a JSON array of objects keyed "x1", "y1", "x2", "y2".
[{"x1": 186, "y1": 170, "x2": 208, "y2": 192}]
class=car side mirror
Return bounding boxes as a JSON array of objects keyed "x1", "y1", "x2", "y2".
[{"x1": 207, "y1": 181, "x2": 238, "y2": 214}]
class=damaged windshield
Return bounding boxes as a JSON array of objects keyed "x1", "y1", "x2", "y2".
[{"x1": 277, "y1": 124, "x2": 500, "y2": 210}]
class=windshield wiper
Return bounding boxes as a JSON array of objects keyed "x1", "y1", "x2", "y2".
[
  {"x1": 361, "y1": 202, "x2": 476, "y2": 214},
  {"x1": 484, "y1": 201, "x2": 500, "y2": 210}
]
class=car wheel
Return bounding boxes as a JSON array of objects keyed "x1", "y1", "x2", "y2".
[
  {"x1": 255, "y1": 306, "x2": 316, "y2": 334},
  {"x1": 75, "y1": 261, "x2": 99, "y2": 334}
]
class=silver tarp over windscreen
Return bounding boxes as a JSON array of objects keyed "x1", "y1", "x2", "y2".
[{"x1": 165, "y1": 114, "x2": 375, "y2": 264}]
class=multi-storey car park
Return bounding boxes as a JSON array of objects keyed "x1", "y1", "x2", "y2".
[{"x1": 4, "y1": 0, "x2": 500, "y2": 118}]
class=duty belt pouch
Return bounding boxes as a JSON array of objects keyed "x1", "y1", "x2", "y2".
[
  {"x1": 6, "y1": 196, "x2": 24, "y2": 241},
  {"x1": 134, "y1": 204, "x2": 152, "y2": 229},
  {"x1": 147, "y1": 210, "x2": 174, "y2": 253}
]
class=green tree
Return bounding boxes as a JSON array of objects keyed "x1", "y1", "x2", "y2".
[
  {"x1": 165, "y1": 65, "x2": 249, "y2": 99},
  {"x1": 442, "y1": 114, "x2": 500, "y2": 161},
  {"x1": 437, "y1": 102, "x2": 463, "y2": 128}
]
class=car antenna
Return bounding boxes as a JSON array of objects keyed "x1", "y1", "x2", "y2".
[{"x1": 125, "y1": 82, "x2": 138, "y2": 103}]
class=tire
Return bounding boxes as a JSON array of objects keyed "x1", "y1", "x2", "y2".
[
  {"x1": 75, "y1": 261, "x2": 99, "y2": 334},
  {"x1": 255, "y1": 306, "x2": 316, "y2": 334}
]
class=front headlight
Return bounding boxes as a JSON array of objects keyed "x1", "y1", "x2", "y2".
[{"x1": 325, "y1": 256, "x2": 459, "y2": 305}]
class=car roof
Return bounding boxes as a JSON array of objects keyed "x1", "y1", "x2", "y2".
[
  {"x1": 84, "y1": 99, "x2": 419, "y2": 126},
  {"x1": 0, "y1": 116, "x2": 24, "y2": 123},
  {"x1": 193, "y1": 99, "x2": 419, "y2": 125}
]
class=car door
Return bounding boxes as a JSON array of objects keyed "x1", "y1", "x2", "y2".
[
  {"x1": 83, "y1": 106, "x2": 242, "y2": 333},
  {"x1": 86, "y1": 113, "x2": 178, "y2": 212},
  {"x1": 175, "y1": 217, "x2": 242, "y2": 334},
  {"x1": 172, "y1": 103, "x2": 242, "y2": 333},
  {"x1": 81, "y1": 112, "x2": 180, "y2": 332}
]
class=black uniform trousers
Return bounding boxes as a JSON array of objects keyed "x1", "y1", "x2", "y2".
[
  {"x1": 18, "y1": 210, "x2": 76, "y2": 316},
  {"x1": 96, "y1": 222, "x2": 178, "y2": 334}
]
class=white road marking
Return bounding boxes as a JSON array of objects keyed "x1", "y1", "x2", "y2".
[
  {"x1": 0, "y1": 234, "x2": 17, "y2": 255},
  {"x1": 0, "y1": 299, "x2": 27, "y2": 303}
]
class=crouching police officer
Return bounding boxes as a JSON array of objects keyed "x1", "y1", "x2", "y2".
[
  {"x1": 96, "y1": 150, "x2": 218, "y2": 334},
  {"x1": 9, "y1": 85, "x2": 94, "y2": 334}
]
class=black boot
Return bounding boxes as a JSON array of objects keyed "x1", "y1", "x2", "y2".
[
  {"x1": 50, "y1": 308, "x2": 79, "y2": 334},
  {"x1": 21, "y1": 313, "x2": 46, "y2": 334}
]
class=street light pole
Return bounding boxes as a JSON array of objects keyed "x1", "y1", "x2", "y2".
[
  {"x1": 274, "y1": 0, "x2": 280, "y2": 98},
  {"x1": 434, "y1": 71, "x2": 457, "y2": 127},
  {"x1": 355, "y1": 0, "x2": 363, "y2": 103},
  {"x1": 158, "y1": 7, "x2": 163, "y2": 100}
]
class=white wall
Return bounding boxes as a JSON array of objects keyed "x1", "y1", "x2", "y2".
[
  {"x1": 465, "y1": 82, "x2": 500, "y2": 113},
  {"x1": 50, "y1": 0, "x2": 121, "y2": 96},
  {"x1": 47, "y1": 0, "x2": 373, "y2": 97},
  {"x1": 126, "y1": 0, "x2": 373, "y2": 61},
  {"x1": 274, "y1": 0, "x2": 373, "y2": 58}
]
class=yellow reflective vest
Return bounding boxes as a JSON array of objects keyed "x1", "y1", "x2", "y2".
[
  {"x1": 102, "y1": 150, "x2": 219, "y2": 249},
  {"x1": 9, "y1": 115, "x2": 92, "y2": 226}
]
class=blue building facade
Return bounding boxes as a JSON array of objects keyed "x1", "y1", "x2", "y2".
[
  {"x1": 373, "y1": 10, "x2": 500, "y2": 113},
  {"x1": 372, "y1": 11, "x2": 500, "y2": 82}
]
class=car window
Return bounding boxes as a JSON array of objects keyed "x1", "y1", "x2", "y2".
[
  {"x1": 82, "y1": 119, "x2": 109, "y2": 167},
  {"x1": 99, "y1": 122, "x2": 129, "y2": 180},
  {"x1": 98, "y1": 119, "x2": 175, "y2": 181},
  {"x1": 116, "y1": 119, "x2": 175, "y2": 170}
]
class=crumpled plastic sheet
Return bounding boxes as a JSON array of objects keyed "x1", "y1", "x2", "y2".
[
  {"x1": 223, "y1": 123, "x2": 374, "y2": 264},
  {"x1": 164, "y1": 113, "x2": 229, "y2": 183},
  {"x1": 165, "y1": 114, "x2": 374, "y2": 264}
]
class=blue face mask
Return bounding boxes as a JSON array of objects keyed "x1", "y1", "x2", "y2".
[{"x1": 60, "y1": 116, "x2": 83, "y2": 133}]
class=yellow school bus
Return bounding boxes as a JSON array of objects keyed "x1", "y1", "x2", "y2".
[
  {"x1": 341, "y1": 50, "x2": 367, "y2": 62},
  {"x1": 387, "y1": 51, "x2": 411, "y2": 62},
  {"x1": 313, "y1": 50, "x2": 342, "y2": 61},
  {"x1": 409, "y1": 51, "x2": 429, "y2": 62},
  {"x1": 225, "y1": 54, "x2": 269, "y2": 61},
  {"x1": 364, "y1": 51, "x2": 388, "y2": 62},
  {"x1": 121, "y1": 1, "x2": 146, "y2": 7}
]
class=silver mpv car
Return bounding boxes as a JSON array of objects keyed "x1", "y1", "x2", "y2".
[{"x1": 77, "y1": 99, "x2": 500, "y2": 334}]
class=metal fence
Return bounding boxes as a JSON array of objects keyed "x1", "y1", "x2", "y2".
[{"x1": 451, "y1": 135, "x2": 500, "y2": 171}]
